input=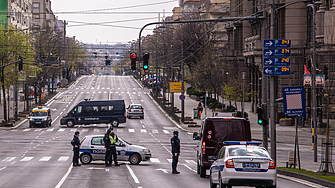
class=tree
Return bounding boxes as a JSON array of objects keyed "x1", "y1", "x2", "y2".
[{"x1": 0, "y1": 25, "x2": 36, "y2": 122}]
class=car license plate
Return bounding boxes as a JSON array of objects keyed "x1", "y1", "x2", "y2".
[
  {"x1": 35, "y1": 122, "x2": 41, "y2": 124},
  {"x1": 243, "y1": 163, "x2": 260, "y2": 168}
]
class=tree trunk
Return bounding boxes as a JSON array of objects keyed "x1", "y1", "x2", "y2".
[{"x1": 2, "y1": 67, "x2": 7, "y2": 122}]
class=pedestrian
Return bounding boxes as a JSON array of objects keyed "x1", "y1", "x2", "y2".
[
  {"x1": 104, "y1": 129, "x2": 112, "y2": 166},
  {"x1": 171, "y1": 130, "x2": 180, "y2": 174},
  {"x1": 109, "y1": 127, "x2": 119, "y2": 166},
  {"x1": 197, "y1": 102, "x2": 203, "y2": 119},
  {"x1": 71, "y1": 131, "x2": 81, "y2": 167}
]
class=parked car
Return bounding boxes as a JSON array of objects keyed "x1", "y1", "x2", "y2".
[
  {"x1": 79, "y1": 135, "x2": 151, "y2": 165},
  {"x1": 193, "y1": 117, "x2": 251, "y2": 178},
  {"x1": 60, "y1": 100, "x2": 126, "y2": 127},
  {"x1": 126, "y1": 104, "x2": 144, "y2": 119},
  {"x1": 209, "y1": 141, "x2": 276, "y2": 188}
]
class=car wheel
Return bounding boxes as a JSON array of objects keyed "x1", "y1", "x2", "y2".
[
  {"x1": 29, "y1": 124, "x2": 33, "y2": 128},
  {"x1": 200, "y1": 164, "x2": 206, "y2": 178},
  {"x1": 80, "y1": 153, "x2": 92, "y2": 164},
  {"x1": 111, "y1": 119, "x2": 119, "y2": 127},
  {"x1": 49, "y1": 121, "x2": 52, "y2": 127},
  {"x1": 196, "y1": 159, "x2": 200, "y2": 174},
  {"x1": 209, "y1": 171, "x2": 217, "y2": 188},
  {"x1": 141, "y1": 116, "x2": 144, "y2": 119},
  {"x1": 129, "y1": 153, "x2": 141, "y2": 165},
  {"x1": 66, "y1": 120, "x2": 75, "y2": 128}
]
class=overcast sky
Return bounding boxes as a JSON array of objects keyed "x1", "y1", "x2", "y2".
[{"x1": 51, "y1": 0, "x2": 179, "y2": 44}]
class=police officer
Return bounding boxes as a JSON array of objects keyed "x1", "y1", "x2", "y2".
[
  {"x1": 171, "y1": 130, "x2": 180, "y2": 174},
  {"x1": 104, "y1": 129, "x2": 112, "y2": 166},
  {"x1": 71, "y1": 131, "x2": 81, "y2": 167},
  {"x1": 109, "y1": 127, "x2": 119, "y2": 166}
]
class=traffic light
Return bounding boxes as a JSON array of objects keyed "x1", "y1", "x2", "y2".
[
  {"x1": 130, "y1": 52, "x2": 137, "y2": 70},
  {"x1": 257, "y1": 106, "x2": 267, "y2": 125},
  {"x1": 18, "y1": 56, "x2": 23, "y2": 71},
  {"x1": 143, "y1": 53, "x2": 149, "y2": 70},
  {"x1": 324, "y1": 65, "x2": 329, "y2": 80},
  {"x1": 94, "y1": 52, "x2": 97, "y2": 58}
]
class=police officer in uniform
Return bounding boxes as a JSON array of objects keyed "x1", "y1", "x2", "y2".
[
  {"x1": 171, "y1": 130, "x2": 180, "y2": 174},
  {"x1": 109, "y1": 127, "x2": 119, "y2": 166},
  {"x1": 71, "y1": 131, "x2": 81, "y2": 167},
  {"x1": 104, "y1": 129, "x2": 112, "y2": 166}
]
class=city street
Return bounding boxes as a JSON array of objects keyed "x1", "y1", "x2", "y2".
[{"x1": 0, "y1": 75, "x2": 327, "y2": 188}]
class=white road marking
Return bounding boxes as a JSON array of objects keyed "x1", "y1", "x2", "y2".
[
  {"x1": 20, "y1": 157, "x2": 33, "y2": 161},
  {"x1": 2, "y1": 157, "x2": 16, "y2": 162},
  {"x1": 129, "y1": 129, "x2": 135, "y2": 133},
  {"x1": 185, "y1": 160, "x2": 197, "y2": 165},
  {"x1": 140, "y1": 129, "x2": 147, "y2": 133},
  {"x1": 167, "y1": 159, "x2": 172, "y2": 163},
  {"x1": 70, "y1": 129, "x2": 77, "y2": 132},
  {"x1": 35, "y1": 129, "x2": 42, "y2": 132},
  {"x1": 23, "y1": 129, "x2": 31, "y2": 132},
  {"x1": 58, "y1": 156, "x2": 69, "y2": 162},
  {"x1": 82, "y1": 129, "x2": 88, "y2": 132},
  {"x1": 126, "y1": 164, "x2": 140, "y2": 184},
  {"x1": 156, "y1": 168, "x2": 168, "y2": 173},
  {"x1": 55, "y1": 164, "x2": 73, "y2": 188},
  {"x1": 93, "y1": 129, "x2": 100, "y2": 132},
  {"x1": 163, "y1": 130, "x2": 169, "y2": 134},
  {"x1": 150, "y1": 158, "x2": 160, "y2": 163},
  {"x1": 277, "y1": 174, "x2": 328, "y2": 188},
  {"x1": 39, "y1": 157, "x2": 51, "y2": 161},
  {"x1": 0, "y1": 167, "x2": 6, "y2": 171},
  {"x1": 47, "y1": 128, "x2": 54, "y2": 132},
  {"x1": 183, "y1": 164, "x2": 197, "y2": 173},
  {"x1": 116, "y1": 129, "x2": 123, "y2": 132},
  {"x1": 152, "y1": 130, "x2": 158, "y2": 134},
  {"x1": 58, "y1": 129, "x2": 65, "y2": 132}
]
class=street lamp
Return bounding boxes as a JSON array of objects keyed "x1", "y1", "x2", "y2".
[{"x1": 307, "y1": 1, "x2": 322, "y2": 163}]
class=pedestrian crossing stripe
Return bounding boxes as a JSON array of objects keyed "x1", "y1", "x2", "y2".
[
  {"x1": 17, "y1": 128, "x2": 172, "y2": 134},
  {"x1": 185, "y1": 160, "x2": 197, "y2": 164},
  {"x1": 140, "y1": 129, "x2": 147, "y2": 133},
  {"x1": 20, "y1": 157, "x2": 33, "y2": 161},
  {"x1": 58, "y1": 129, "x2": 65, "y2": 132},
  {"x1": 82, "y1": 129, "x2": 88, "y2": 132},
  {"x1": 167, "y1": 159, "x2": 172, "y2": 163},
  {"x1": 35, "y1": 129, "x2": 42, "y2": 132},
  {"x1": 150, "y1": 158, "x2": 160, "y2": 163},
  {"x1": 152, "y1": 130, "x2": 158, "y2": 134},
  {"x1": 58, "y1": 156, "x2": 69, "y2": 162},
  {"x1": 117, "y1": 129, "x2": 123, "y2": 132},
  {"x1": 39, "y1": 157, "x2": 51, "y2": 161},
  {"x1": 23, "y1": 129, "x2": 30, "y2": 132},
  {"x1": 163, "y1": 130, "x2": 169, "y2": 134},
  {"x1": 129, "y1": 129, "x2": 135, "y2": 133},
  {"x1": 47, "y1": 128, "x2": 54, "y2": 131},
  {"x1": 93, "y1": 129, "x2": 100, "y2": 132},
  {"x1": 2, "y1": 157, "x2": 16, "y2": 162}
]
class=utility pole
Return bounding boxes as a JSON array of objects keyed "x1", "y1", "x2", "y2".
[
  {"x1": 181, "y1": 42, "x2": 184, "y2": 122},
  {"x1": 270, "y1": 0, "x2": 276, "y2": 164},
  {"x1": 171, "y1": 44, "x2": 174, "y2": 114}
]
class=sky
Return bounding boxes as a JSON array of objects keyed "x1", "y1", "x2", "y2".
[{"x1": 51, "y1": 0, "x2": 180, "y2": 44}]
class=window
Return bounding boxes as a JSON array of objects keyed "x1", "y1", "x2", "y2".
[
  {"x1": 131, "y1": 105, "x2": 142, "y2": 109},
  {"x1": 73, "y1": 106, "x2": 82, "y2": 114},
  {"x1": 228, "y1": 147, "x2": 269, "y2": 157},
  {"x1": 218, "y1": 147, "x2": 226, "y2": 159},
  {"x1": 33, "y1": 14, "x2": 39, "y2": 21},
  {"x1": 33, "y1": 3, "x2": 39, "y2": 9},
  {"x1": 91, "y1": 137, "x2": 103, "y2": 145}
]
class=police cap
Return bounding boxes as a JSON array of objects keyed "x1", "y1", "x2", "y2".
[
  {"x1": 173, "y1": 131, "x2": 179, "y2": 135},
  {"x1": 107, "y1": 129, "x2": 111, "y2": 134},
  {"x1": 75, "y1": 131, "x2": 80, "y2": 135}
]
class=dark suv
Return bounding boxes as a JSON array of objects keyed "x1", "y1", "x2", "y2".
[{"x1": 193, "y1": 117, "x2": 251, "y2": 178}]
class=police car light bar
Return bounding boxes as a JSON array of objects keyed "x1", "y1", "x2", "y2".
[{"x1": 223, "y1": 141, "x2": 262, "y2": 146}]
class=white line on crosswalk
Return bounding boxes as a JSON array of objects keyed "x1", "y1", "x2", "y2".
[
  {"x1": 20, "y1": 157, "x2": 33, "y2": 162},
  {"x1": 167, "y1": 159, "x2": 172, "y2": 163},
  {"x1": 2, "y1": 157, "x2": 16, "y2": 162},
  {"x1": 93, "y1": 129, "x2": 100, "y2": 132},
  {"x1": 163, "y1": 130, "x2": 169, "y2": 134},
  {"x1": 47, "y1": 128, "x2": 54, "y2": 132},
  {"x1": 117, "y1": 129, "x2": 123, "y2": 132},
  {"x1": 35, "y1": 129, "x2": 42, "y2": 132},
  {"x1": 39, "y1": 157, "x2": 51, "y2": 161},
  {"x1": 23, "y1": 129, "x2": 31, "y2": 132},
  {"x1": 185, "y1": 160, "x2": 197, "y2": 164},
  {"x1": 70, "y1": 129, "x2": 77, "y2": 132},
  {"x1": 140, "y1": 129, "x2": 147, "y2": 133},
  {"x1": 82, "y1": 129, "x2": 88, "y2": 132},
  {"x1": 152, "y1": 130, "x2": 158, "y2": 134},
  {"x1": 58, "y1": 129, "x2": 65, "y2": 132},
  {"x1": 150, "y1": 158, "x2": 160, "y2": 163},
  {"x1": 129, "y1": 129, "x2": 135, "y2": 133},
  {"x1": 58, "y1": 156, "x2": 69, "y2": 162}
]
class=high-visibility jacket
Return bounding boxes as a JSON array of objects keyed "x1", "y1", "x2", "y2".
[{"x1": 110, "y1": 135, "x2": 117, "y2": 145}]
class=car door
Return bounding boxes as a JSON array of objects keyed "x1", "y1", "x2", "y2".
[
  {"x1": 90, "y1": 136, "x2": 105, "y2": 160},
  {"x1": 116, "y1": 139, "x2": 127, "y2": 161},
  {"x1": 211, "y1": 147, "x2": 226, "y2": 181}
]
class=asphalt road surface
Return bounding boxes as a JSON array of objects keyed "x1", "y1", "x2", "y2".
[{"x1": 0, "y1": 75, "x2": 323, "y2": 188}]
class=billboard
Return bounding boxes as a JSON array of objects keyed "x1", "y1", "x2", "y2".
[
  {"x1": 303, "y1": 74, "x2": 325, "y2": 88},
  {"x1": 0, "y1": 0, "x2": 7, "y2": 26}
]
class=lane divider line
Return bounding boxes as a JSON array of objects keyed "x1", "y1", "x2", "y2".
[
  {"x1": 126, "y1": 164, "x2": 140, "y2": 184},
  {"x1": 55, "y1": 164, "x2": 73, "y2": 188}
]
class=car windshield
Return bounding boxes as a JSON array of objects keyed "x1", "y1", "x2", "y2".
[
  {"x1": 120, "y1": 138, "x2": 132, "y2": 145},
  {"x1": 228, "y1": 147, "x2": 269, "y2": 157},
  {"x1": 31, "y1": 111, "x2": 48, "y2": 116},
  {"x1": 131, "y1": 105, "x2": 142, "y2": 109}
]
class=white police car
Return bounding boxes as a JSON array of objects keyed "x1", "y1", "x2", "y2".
[
  {"x1": 79, "y1": 135, "x2": 151, "y2": 165},
  {"x1": 209, "y1": 141, "x2": 276, "y2": 188}
]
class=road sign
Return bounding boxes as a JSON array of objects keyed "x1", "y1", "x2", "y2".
[
  {"x1": 263, "y1": 49, "x2": 291, "y2": 57},
  {"x1": 263, "y1": 58, "x2": 291, "y2": 66},
  {"x1": 179, "y1": 94, "x2": 185, "y2": 101},
  {"x1": 263, "y1": 67, "x2": 291, "y2": 75},
  {"x1": 282, "y1": 86, "x2": 306, "y2": 117},
  {"x1": 263, "y1": 39, "x2": 291, "y2": 48},
  {"x1": 169, "y1": 82, "x2": 185, "y2": 93}
]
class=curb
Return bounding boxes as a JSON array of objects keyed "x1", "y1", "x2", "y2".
[{"x1": 277, "y1": 169, "x2": 335, "y2": 187}]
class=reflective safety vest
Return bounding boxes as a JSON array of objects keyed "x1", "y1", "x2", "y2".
[{"x1": 110, "y1": 135, "x2": 117, "y2": 145}]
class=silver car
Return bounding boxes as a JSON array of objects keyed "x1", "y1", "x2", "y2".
[
  {"x1": 126, "y1": 104, "x2": 144, "y2": 119},
  {"x1": 79, "y1": 135, "x2": 151, "y2": 165}
]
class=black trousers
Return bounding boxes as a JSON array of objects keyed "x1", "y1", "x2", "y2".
[
  {"x1": 73, "y1": 147, "x2": 79, "y2": 165},
  {"x1": 110, "y1": 146, "x2": 118, "y2": 165},
  {"x1": 172, "y1": 152, "x2": 179, "y2": 172},
  {"x1": 105, "y1": 149, "x2": 111, "y2": 165}
]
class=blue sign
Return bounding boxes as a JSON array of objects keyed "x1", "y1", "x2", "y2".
[
  {"x1": 263, "y1": 67, "x2": 291, "y2": 75},
  {"x1": 263, "y1": 58, "x2": 291, "y2": 66},
  {"x1": 151, "y1": 75, "x2": 154, "y2": 79},
  {"x1": 264, "y1": 39, "x2": 291, "y2": 48},
  {"x1": 179, "y1": 94, "x2": 185, "y2": 101},
  {"x1": 263, "y1": 49, "x2": 291, "y2": 57},
  {"x1": 282, "y1": 86, "x2": 306, "y2": 117}
]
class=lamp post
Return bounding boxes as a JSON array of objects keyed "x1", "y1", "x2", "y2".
[
  {"x1": 307, "y1": 1, "x2": 322, "y2": 163},
  {"x1": 242, "y1": 72, "x2": 246, "y2": 118}
]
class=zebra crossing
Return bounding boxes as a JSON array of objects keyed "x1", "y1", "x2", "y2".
[
  {"x1": 1, "y1": 156, "x2": 196, "y2": 166},
  {"x1": 15, "y1": 128, "x2": 172, "y2": 134}
]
